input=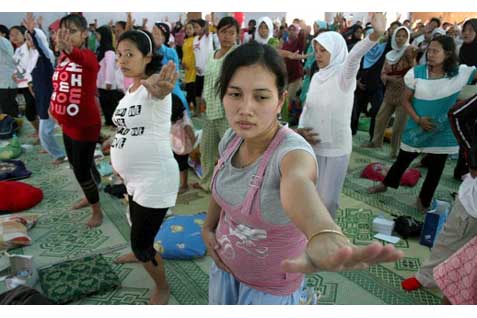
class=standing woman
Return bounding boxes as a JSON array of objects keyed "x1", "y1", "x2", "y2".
[
  {"x1": 111, "y1": 30, "x2": 179, "y2": 305},
  {"x1": 453, "y1": 18, "x2": 477, "y2": 180},
  {"x1": 10, "y1": 25, "x2": 39, "y2": 135},
  {"x1": 362, "y1": 26, "x2": 417, "y2": 158},
  {"x1": 181, "y1": 21, "x2": 197, "y2": 113},
  {"x1": 196, "y1": 17, "x2": 239, "y2": 192},
  {"x1": 50, "y1": 14, "x2": 103, "y2": 227},
  {"x1": 203, "y1": 41, "x2": 403, "y2": 305},
  {"x1": 0, "y1": 25, "x2": 18, "y2": 117},
  {"x1": 96, "y1": 25, "x2": 118, "y2": 126},
  {"x1": 298, "y1": 13, "x2": 387, "y2": 219},
  {"x1": 368, "y1": 35, "x2": 477, "y2": 211},
  {"x1": 22, "y1": 13, "x2": 66, "y2": 164}
]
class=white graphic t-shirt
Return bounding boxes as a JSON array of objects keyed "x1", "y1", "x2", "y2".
[{"x1": 111, "y1": 85, "x2": 179, "y2": 208}]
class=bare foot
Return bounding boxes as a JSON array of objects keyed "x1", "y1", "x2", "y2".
[
  {"x1": 191, "y1": 182, "x2": 208, "y2": 192},
  {"x1": 368, "y1": 183, "x2": 388, "y2": 194},
  {"x1": 178, "y1": 185, "x2": 189, "y2": 195},
  {"x1": 361, "y1": 142, "x2": 378, "y2": 148},
  {"x1": 52, "y1": 157, "x2": 66, "y2": 165},
  {"x1": 38, "y1": 149, "x2": 48, "y2": 154},
  {"x1": 87, "y1": 211, "x2": 103, "y2": 228},
  {"x1": 149, "y1": 286, "x2": 170, "y2": 305},
  {"x1": 72, "y1": 197, "x2": 90, "y2": 210},
  {"x1": 114, "y1": 252, "x2": 139, "y2": 264}
]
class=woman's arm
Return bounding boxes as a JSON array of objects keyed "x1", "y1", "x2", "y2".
[
  {"x1": 402, "y1": 87, "x2": 434, "y2": 131},
  {"x1": 202, "y1": 194, "x2": 231, "y2": 272},
  {"x1": 279, "y1": 149, "x2": 403, "y2": 273},
  {"x1": 340, "y1": 14, "x2": 386, "y2": 91}
]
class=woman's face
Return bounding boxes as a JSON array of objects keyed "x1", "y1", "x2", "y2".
[
  {"x1": 185, "y1": 23, "x2": 194, "y2": 37},
  {"x1": 152, "y1": 25, "x2": 165, "y2": 47},
  {"x1": 218, "y1": 25, "x2": 237, "y2": 50},
  {"x1": 61, "y1": 22, "x2": 88, "y2": 48},
  {"x1": 95, "y1": 32, "x2": 102, "y2": 42},
  {"x1": 288, "y1": 25, "x2": 298, "y2": 41},
  {"x1": 258, "y1": 22, "x2": 269, "y2": 39},
  {"x1": 462, "y1": 23, "x2": 476, "y2": 44},
  {"x1": 9, "y1": 28, "x2": 25, "y2": 47},
  {"x1": 314, "y1": 41, "x2": 331, "y2": 69},
  {"x1": 116, "y1": 39, "x2": 151, "y2": 79},
  {"x1": 427, "y1": 41, "x2": 446, "y2": 67},
  {"x1": 223, "y1": 64, "x2": 284, "y2": 140},
  {"x1": 353, "y1": 28, "x2": 363, "y2": 40},
  {"x1": 395, "y1": 29, "x2": 408, "y2": 48}
]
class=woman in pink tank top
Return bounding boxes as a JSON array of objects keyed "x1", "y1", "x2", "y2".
[{"x1": 201, "y1": 41, "x2": 404, "y2": 305}]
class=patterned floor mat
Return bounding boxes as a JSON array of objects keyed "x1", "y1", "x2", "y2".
[{"x1": 0, "y1": 122, "x2": 451, "y2": 304}]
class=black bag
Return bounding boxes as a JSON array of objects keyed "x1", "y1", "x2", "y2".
[
  {"x1": 0, "y1": 114, "x2": 19, "y2": 140},
  {"x1": 393, "y1": 215, "x2": 423, "y2": 239},
  {"x1": 0, "y1": 285, "x2": 54, "y2": 305}
]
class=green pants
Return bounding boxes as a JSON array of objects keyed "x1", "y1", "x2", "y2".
[{"x1": 199, "y1": 117, "x2": 229, "y2": 192}]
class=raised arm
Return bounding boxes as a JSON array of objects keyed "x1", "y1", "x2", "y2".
[{"x1": 340, "y1": 13, "x2": 386, "y2": 91}]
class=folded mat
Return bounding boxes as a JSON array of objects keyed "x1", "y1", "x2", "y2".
[{"x1": 38, "y1": 254, "x2": 120, "y2": 304}]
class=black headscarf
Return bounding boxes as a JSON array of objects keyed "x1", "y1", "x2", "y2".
[
  {"x1": 459, "y1": 19, "x2": 477, "y2": 67},
  {"x1": 95, "y1": 25, "x2": 114, "y2": 62},
  {"x1": 155, "y1": 22, "x2": 171, "y2": 46}
]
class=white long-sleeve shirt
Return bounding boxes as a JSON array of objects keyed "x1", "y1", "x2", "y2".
[{"x1": 299, "y1": 37, "x2": 378, "y2": 157}]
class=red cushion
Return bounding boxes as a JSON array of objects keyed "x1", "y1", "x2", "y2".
[
  {"x1": 0, "y1": 181, "x2": 43, "y2": 212},
  {"x1": 361, "y1": 163, "x2": 421, "y2": 187},
  {"x1": 400, "y1": 168, "x2": 421, "y2": 187},
  {"x1": 360, "y1": 163, "x2": 386, "y2": 182}
]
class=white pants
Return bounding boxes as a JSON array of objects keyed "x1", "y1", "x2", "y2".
[{"x1": 315, "y1": 154, "x2": 350, "y2": 219}]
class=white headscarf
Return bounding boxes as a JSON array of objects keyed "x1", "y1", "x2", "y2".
[
  {"x1": 385, "y1": 26, "x2": 410, "y2": 65},
  {"x1": 254, "y1": 17, "x2": 273, "y2": 45},
  {"x1": 313, "y1": 31, "x2": 348, "y2": 82}
]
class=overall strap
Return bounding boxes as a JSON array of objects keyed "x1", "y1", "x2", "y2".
[{"x1": 240, "y1": 126, "x2": 293, "y2": 215}]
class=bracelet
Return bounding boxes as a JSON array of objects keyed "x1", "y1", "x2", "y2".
[{"x1": 307, "y1": 229, "x2": 349, "y2": 244}]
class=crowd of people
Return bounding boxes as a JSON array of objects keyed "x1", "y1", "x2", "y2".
[{"x1": 0, "y1": 11, "x2": 476, "y2": 305}]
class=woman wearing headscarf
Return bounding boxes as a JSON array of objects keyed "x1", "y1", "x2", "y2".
[
  {"x1": 254, "y1": 16, "x2": 279, "y2": 47},
  {"x1": 153, "y1": 22, "x2": 190, "y2": 116},
  {"x1": 297, "y1": 13, "x2": 387, "y2": 219},
  {"x1": 96, "y1": 25, "x2": 120, "y2": 126},
  {"x1": 453, "y1": 18, "x2": 477, "y2": 180},
  {"x1": 362, "y1": 26, "x2": 416, "y2": 158},
  {"x1": 300, "y1": 20, "x2": 327, "y2": 106},
  {"x1": 344, "y1": 24, "x2": 364, "y2": 51}
]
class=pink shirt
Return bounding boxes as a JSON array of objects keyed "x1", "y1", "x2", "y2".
[{"x1": 96, "y1": 50, "x2": 116, "y2": 89}]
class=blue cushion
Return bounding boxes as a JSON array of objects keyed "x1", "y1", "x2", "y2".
[{"x1": 154, "y1": 212, "x2": 207, "y2": 260}]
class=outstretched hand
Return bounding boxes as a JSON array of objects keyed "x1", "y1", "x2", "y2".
[
  {"x1": 141, "y1": 61, "x2": 179, "y2": 99},
  {"x1": 370, "y1": 13, "x2": 387, "y2": 36},
  {"x1": 56, "y1": 28, "x2": 73, "y2": 54},
  {"x1": 22, "y1": 12, "x2": 36, "y2": 33},
  {"x1": 281, "y1": 233, "x2": 404, "y2": 273}
]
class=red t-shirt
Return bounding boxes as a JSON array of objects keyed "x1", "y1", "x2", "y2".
[{"x1": 50, "y1": 47, "x2": 101, "y2": 142}]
